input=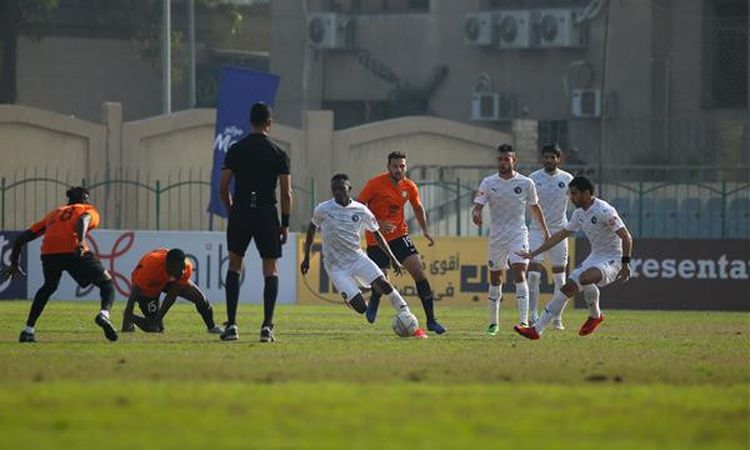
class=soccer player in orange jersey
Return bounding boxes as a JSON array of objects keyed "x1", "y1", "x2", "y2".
[
  {"x1": 121, "y1": 248, "x2": 223, "y2": 335},
  {"x1": 2, "y1": 187, "x2": 118, "y2": 343},
  {"x1": 357, "y1": 151, "x2": 446, "y2": 334}
]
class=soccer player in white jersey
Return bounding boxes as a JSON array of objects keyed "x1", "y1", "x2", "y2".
[
  {"x1": 472, "y1": 144, "x2": 551, "y2": 335},
  {"x1": 527, "y1": 143, "x2": 574, "y2": 330},
  {"x1": 300, "y1": 173, "x2": 427, "y2": 339},
  {"x1": 514, "y1": 176, "x2": 633, "y2": 340}
]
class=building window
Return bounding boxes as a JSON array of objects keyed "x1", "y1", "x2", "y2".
[
  {"x1": 322, "y1": 100, "x2": 391, "y2": 129},
  {"x1": 703, "y1": 0, "x2": 748, "y2": 108}
]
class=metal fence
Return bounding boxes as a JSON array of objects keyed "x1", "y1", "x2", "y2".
[
  {"x1": 1, "y1": 168, "x2": 316, "y2": 232},
  {"x1": 405, "y1": 165, "x2": 750, "y2": 239}
]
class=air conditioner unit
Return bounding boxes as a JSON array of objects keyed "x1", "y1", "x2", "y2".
[
  {"x1": 495, "y1": 11, "x2": 531, "y2": 49},
  {"x1": 307, "y1": 13, "x2": 355, "y2": 50},
  {"x1": 470, "y1": 93, "x2": 514, "y2": 121},
  {"x1": 464, "y1": 12, "x2": 497, "y2": 46},
  {"x1": 531, "y1": 9, "x2": 586, "y2": 48},
  {"x1": 571, "y1": 88, "x2": 601, "y2": 118}
]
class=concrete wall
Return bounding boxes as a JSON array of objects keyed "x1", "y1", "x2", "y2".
[{"x1": 0, "y1": 103, "x2": 512, "y2": 232}]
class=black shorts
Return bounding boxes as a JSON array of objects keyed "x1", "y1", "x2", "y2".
[
  {"x1": 227, "y1": 205, "x2": 282, "y2": 259},
  {"x1": 366, "y1": 235, "x2": 419, "y2": 269},
  {"x1": 41, "y1": 252, "x2": 108, "y2": 288}
]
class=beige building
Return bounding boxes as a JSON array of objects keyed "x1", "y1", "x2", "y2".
[{"x1": 270, "y1": 0, "x2": 749, "y2": 166}]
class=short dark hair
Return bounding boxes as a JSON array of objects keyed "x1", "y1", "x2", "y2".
[
  {"x1": 541, "y1": 143, "x2": 562, "y2": 157},
  {"x1": 166, "y1": 248, "x2": 186, "y2": 267},
  {"x1": 569, "y1": 176, "x2": 595, "y2": 194},
  {"x1": 331, "y1": 173, "x2": 350, "y2": 183},
  {"x1": 387, "y1": 151, "x2": 406, "y2": 162},
  {"x1": 250, "y1": 102, "x2": 272, "y2": 126},
  {"x1": 497, "y1": 143, "x2": 514, "y2": 153},
  {"x1": 66, "y1": 186, "x2": 89, "y2": 204}
]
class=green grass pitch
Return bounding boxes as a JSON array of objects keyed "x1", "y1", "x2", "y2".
[{"x1": 0, "y1": 301, "x2": 748, "y2": 450}]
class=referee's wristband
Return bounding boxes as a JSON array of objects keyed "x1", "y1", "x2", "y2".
[
  {"x1": 621, "y1": 256, "x2": 631, "y2": 264},
  {"x1": 281, "y1": 214, "x2": 290, "y2": 227}
]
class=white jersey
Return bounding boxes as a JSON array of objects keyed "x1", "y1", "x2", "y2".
[
  {"x1": 529, "y1": 168, "x2": 574, "y2": 230},
  {"x1": 565, "y1": 198, "x2": 626, "y2": 259},
  {"x1": 311, "y1": 199, "x2": 379, "y2": 270},
  {"x1": 474, "y1": 172, "x2": 538, "y2": 244}
]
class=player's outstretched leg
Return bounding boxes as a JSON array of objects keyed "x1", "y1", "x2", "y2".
[
  {"x1": 372, "y1": 278, "x2": 427, "y2": 339},
  {"x1": 415, "y1": 279, "x2": 446, "y2": 335},
  {"x1": 93, "y1": 276, "x2": 118, "y2": 342},
  {"x1": 514, "y1": 281, "x2": 575, "y2": 340},
  {"x1": 486, "y1": 283, "x2": 501, "y2": 336},
  {"x1": 579, "y1": 284, "x2": 604, "y2": 336},
  {"x1": 527, "y1": 270, "x2": 541, "y2": 325},
  {"x1": 20, "y1": 273, "x2": 61, "y2": 343},
  {"x1": 552, "y1": 272, "x2": 567, "y2": 330}
]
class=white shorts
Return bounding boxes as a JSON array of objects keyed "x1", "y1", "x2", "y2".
[
  {"x1": 570, "y1": 255, "x2": 622, "y2": 289},
  {"x1": 529, "y1": 228, "x2": 569, "y2": 267},
  {"x1": 487, "y1": 236, "x2": 529, "y2": 271},
  {"x1": 325, "y1": 254, "x2": 384, "y2": 302}
]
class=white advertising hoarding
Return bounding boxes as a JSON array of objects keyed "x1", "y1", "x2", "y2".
[{"x1": 27, "y1": 230, "x2": 297, "y2": 304}]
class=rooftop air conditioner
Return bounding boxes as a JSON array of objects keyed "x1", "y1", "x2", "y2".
[
  {"x1": 530, "y1": 9, "x2": 586, "y2": 48},
  {"x1": 464, "y1": 11, "x2": 497, "y2": 46},
  {"x1": 571, "y1": 88, "x2": 601, "y2": 118},
  {"x1": 307, "y1": 12, "x2": 355, "y2": 50},
  {"x1": 495, "y1": 11, "x2": 531, "y2": 49},
  {"x1": 470, "y1": 92, "x2": 514, "y2": 121}
]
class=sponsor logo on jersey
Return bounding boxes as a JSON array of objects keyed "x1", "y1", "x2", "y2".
[{"x1": 514, "y1": 186, "x2": 522, "y2": 194}]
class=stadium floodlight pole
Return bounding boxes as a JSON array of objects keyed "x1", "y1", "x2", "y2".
[
  {"x1": 187, "y1": 0, "x2": 196, "y2": 108},
  {"x1": 162, "y1": 0, "x2": 172, "y2": 114}
]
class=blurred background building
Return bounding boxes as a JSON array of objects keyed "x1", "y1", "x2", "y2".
[{"x1": 1, "y1": 0, "x2": 748, "y2": 238}]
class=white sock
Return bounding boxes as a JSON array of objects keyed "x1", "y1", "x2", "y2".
[
  {"x1": 488, "y1": 284, "x2": 501, "y2": 326},
  {"x1": 552, "y1": 272, "x2": 566, "y2": 322},
  {"x1": 387, "y1": 290, "x2": 411, "y2": 314},
  {"x1": 516, "y1": 281, "x2": 529, "y2": 325},
  {"x1": 23, "y1": 325, "x2": 35, "y2": 334},
  {"x1": 99, "y1": 310, "x2": 110, "y2": 319},
  {"x1": 535, "y1": 290, "x2": 569, "y2": 334},
  {"x1": 527, "y1": 271, "x2": 541, "y2": 323},
  {"x1": 582, "y1": 284, "x2": 601, "y2": 318}
]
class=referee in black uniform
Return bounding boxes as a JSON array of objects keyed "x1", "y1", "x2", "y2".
[{"x1": 218, "y1": 102, "x2": 292, "y2": 342}]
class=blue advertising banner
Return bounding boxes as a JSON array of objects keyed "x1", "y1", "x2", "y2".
[
  {"x1": 207, "y1": 67, "x2": 280, "y2": 218},
  {"x1": 0, "y1": 231, "x2": 28, "y2": 299}
]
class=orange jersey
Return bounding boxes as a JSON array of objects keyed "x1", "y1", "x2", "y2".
[
  {"x1": 131, "y1": 248, "x2": 193, "y2": 297},
  {"x1": 357, "y1": 173, "x2": 422, "y2": 246},
  {"x1": 28, "y1": 204, "x2": 100, "y2": 255}
]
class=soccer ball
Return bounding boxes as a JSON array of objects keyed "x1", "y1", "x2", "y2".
[{"x1": 392, "y1": 310, "x2": 419, "y2": 338}]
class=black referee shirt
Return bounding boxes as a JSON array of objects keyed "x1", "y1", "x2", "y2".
[{"x1": 223, "y1": 133, "x2": 290, "y2": 208}]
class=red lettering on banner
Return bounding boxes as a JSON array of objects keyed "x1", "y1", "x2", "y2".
[{"x1": 76, "y1": 232, "x2": 136, "y2": 297}]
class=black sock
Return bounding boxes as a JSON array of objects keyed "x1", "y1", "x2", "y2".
[
  {"x1": 98, "y1": 280, "x2": 115, "y2": 311},
  {"x1": 263, "y1": 276, "x2": 278, "y2": 328},
  {"x1": 370, "y1": 291, "x2": 382, "y2": 308},
  {"x1": 196, "y1": 302, "x2": 216, "y2": 329},
  {"x1": 26, "y1": 283, "x2": 56, "y2": 327},
  {"x1": 416, "y1": 279, "x2": 436, "y2": 323},
  {"x1": 225, "y1": 271, "x2": 240, "y2": 326}
]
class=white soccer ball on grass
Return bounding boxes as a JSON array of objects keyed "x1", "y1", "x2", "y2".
[{"x1": 392, "y1": 310, "x2": 419, "y2": 338}]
